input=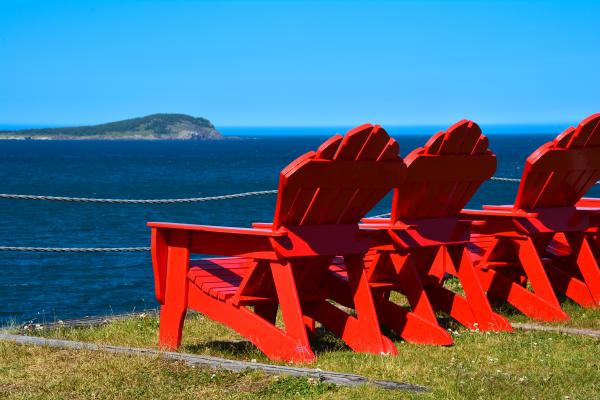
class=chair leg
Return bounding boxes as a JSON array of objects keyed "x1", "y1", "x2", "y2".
[
  {"x1": 544, "y1": 263, "x2": 595, "y2": 307},
  {"x1": 159, "y1": 305, "x2": 187, "y2": 350},
  {"x1": 572, "y1": 235, "x2": 600, "y2": 306},
  {"x1": 415, "y1": 247, "x2": 480, "y2": 329},
  {"x1": 158, "y1": 231, "x2": 190, "y2": 350},
  {"x1": 270, "y1": 262, "x2": 312, "y2": 351},
  {"x1": 374, "y1": 297, "x2": 453, "y2": 345},
  {"x1": 387, "y1": 253, "x2": 453, "y2": 344},
  {"x1": 474, "y1": 235, "x2": 568, "y2": 321},
  {"x1": 188, "y1": 288, "x2": 316, "y2": 362},
  {"x1": 426, "y1": 285, "x2": 478, "y2": 329},
  {"x1": 345, "y1": 254, "x2": 397, "y2": 354},
  {"x1": 517, "y1": 238, "x2": 565, "y2": 313},
  {"x1": 303, "y1": 300, "x2": 397, "y2": 355},
  {"x1": 306, "y1": 255, "x2": 397, "y2": 355},
  {"x1": 391, "y1": 253, "x2": 438, "y2": 324},
  {"x1": 451, "y1": 247, "x2": 512, "y2": 331},
  {"x1": 323, "y1": 254, "x2": 451, "y2": 345},
  {"x1": 479, "y1": 268, "x2": 569, "y2": 321},
  {"x1": 409, "y1": 246, "x2": 499, "y2": 330}
]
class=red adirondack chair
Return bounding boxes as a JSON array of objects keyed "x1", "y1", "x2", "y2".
[
  {"x1": 326, "y1": 120, "x2": 511, "y2": 341},
  {"x1": 463, "y1": 113, "x2": 600, "y2": 321},
  {"x1": 148, "y1": 124, "x2": 407, "y2": 362}
]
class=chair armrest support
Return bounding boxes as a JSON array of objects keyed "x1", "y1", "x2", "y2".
[
  {"x1": 149, "y1": 223, "x2": 285, "y2": 261},
  {"x1": 361, "y1": 217, "x2": 391, "y2": 224},
  {"x1": 481, "y1": 204, "x2": 513, "y2": 211},
  {"x1": 148, "y1": 222, "x2": 287, "y2": 237},
  {"x1": 460, "y1": 209, "x2": 539, "y2": 218},
  {"x1": 251, "y1": 222, "x2": 274, "y2": 229},
  {"x1": 360, "y1": 223, "x2": 418, "y2": 230}
]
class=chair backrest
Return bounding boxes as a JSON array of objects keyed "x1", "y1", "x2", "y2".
[
  {"x1": 514, "y1": 113, "x2": 600, "y2": 210},
  {"x1": 391, "y1": 120, "x2": 496, "y2": 220},
  {"x1": 272, "y1": 124, "x2": 407, "y2": 228}
]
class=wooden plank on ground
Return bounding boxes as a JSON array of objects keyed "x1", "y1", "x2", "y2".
[
  {"x1": 511, "y1": 322, "x2": 600, "y2": 339},
  {"x1": 0, "y1": 333, "x2": 428, "y2": 393}
]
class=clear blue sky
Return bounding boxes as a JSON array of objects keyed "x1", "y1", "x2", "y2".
[{"x1": 1, "y1": 0, "x2": 599, "y2": 127}]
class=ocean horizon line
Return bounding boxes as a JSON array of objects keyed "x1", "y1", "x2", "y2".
[
  {"x1": 219, "y1": 123, "x2": 573, "y2": 136},
  {"x1": 0, "y1": 122, "x2": 577, "y2": 137}
]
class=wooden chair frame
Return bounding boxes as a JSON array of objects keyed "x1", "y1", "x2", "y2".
[
  {"x1": 463, "y1": 113, "x2": 600, "y2": 321},
  {"x1": 149, "y1": 124, "x2": 407, "y2": 362},
  {"x1": 325, "y1": 120, "x2": 511, "y2": 343}
]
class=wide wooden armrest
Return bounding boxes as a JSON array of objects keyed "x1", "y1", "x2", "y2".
[
  {"x1": 147, "y1": 222, "x2": 287, "y2": 237},
  {"x1": 461, "y1": 209, "x2": 500, "y2": 217},
  {"x1": 251, "y1": 222, "x2": 274, "y2": 229},
  {"x1": 148, "y1": 222, "x2": 285, "y2": 304},
  {"x1": 578, "y1": 198, "x2": 600, "y2": 210},
  {"x1": 482, "y1": 204, "x2": 513, "y2": 211},
  {"x1": 458, "y1": 219, "x2": 487, "y2": 226},
  {"x1": 360, "y1": 222, "x2": 417, "y2": 230},
  {"x1": 361, "y1": 217, "x2": 391, "y2": 224},
  {"x1": 460, "y1": 209, "x2": 539, "y2": 218}
]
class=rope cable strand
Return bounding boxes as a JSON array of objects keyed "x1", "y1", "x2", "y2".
[
  {"x1": 489, "y1": 177, "x2": 522, "y2": 183},
  {"x1": 0, "y1": 246, "x2": 150, "y2": 252},
  {"x1": 0, "y1": 176, "x2": 598, "y2": 253},
  {"x1": 0, "y1": 177, "x2": 595, "y2": 204},
  {"x1": 0, "y1": 190, "x2": 279, "y2": 204},
  {"x1": 0, "y1": 176, "x2": 600, "y2": 204}
]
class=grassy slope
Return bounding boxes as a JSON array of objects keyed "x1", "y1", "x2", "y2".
[{"x1": 1, "y1": 304, "x2": 599, "y2": 400}]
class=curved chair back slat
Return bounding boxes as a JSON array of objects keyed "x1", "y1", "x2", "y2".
[
  {"x1": 391, "y1": 120, "x2": 496, "y2": 220},
  {"x1": 273, "y1": 125, "x2": 406, "y2": 228},
  {"x1": 514, "y1": 113, "x2": 600, "y2": 209}
]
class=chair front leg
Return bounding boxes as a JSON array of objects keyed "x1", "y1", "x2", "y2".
[
  {"x1": 517, "y1": 237, "x2": 562, "y2": 311},
  {"x1": 269, "y1": 261, "x2": 312, "y2": 352},
  {"x1": 344, "y1": 254, "x2": 397, "y2": 354},
  {"x1": 158, "y1": 230, "x2": 191, "y2": 350},
  {"x1": 451, "y1": 246, "x2": 512, "y2": 331}
]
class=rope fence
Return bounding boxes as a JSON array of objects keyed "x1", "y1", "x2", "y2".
[
  {"x1": 0, "y1": 175, "x2": 597, "y2": 253},
  {"x1": 0, "y1": 246, "x2": 150, "y2": 253},
  {"x1": 0, "y1": 189, "x2": 279, "y2": 204},
  {"x1": 0, "y1": 178, "x2": 528, "y2": 204},
  {"x1": 489, "y1": 176, "x2": 522, "y2": 183}
]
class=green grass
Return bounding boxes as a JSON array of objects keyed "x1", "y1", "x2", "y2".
[
  {"x1": 1, "y1": 305, "x2": 599, "y2": 400},
  {"x1": 0, "y1": 343, "x2": 337, "y2": 399}
]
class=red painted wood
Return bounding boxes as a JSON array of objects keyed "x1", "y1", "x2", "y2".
[
  {"x1": 148, "y1": 124, "x2": 406, "y2": 362},
  {"x1": 515, "y1": 113, "x2": 600, "y2": 209},
  {"x1": 464, "y1": 113, "x2": 600, "y2": 319},
  {"x1": 158, "y1": 230, "x2": 191, "y2": 349},
  {"x1": 393, "y1": 120, "x2": 496, "y2": 220},
  {"x1": 273, "y1": 124, "x2": 406, "y2": 228},
  {"x1": 269, "y1": 262, "x2": 312, "y2": 350},
  {"x1": 147, "y1": 222, "x2": 285, "y2": 236},
  {"x1": 151, "y1": 227, "x2": 168, "y2": 304},
  {"x1": 326, "y1": 120, "x2": 509, "y2": 341},
  {"x1": 383, "y1": 121, "x2": 508, "y2": 331}
]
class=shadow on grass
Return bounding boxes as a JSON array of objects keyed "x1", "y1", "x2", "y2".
[
  {"x1": 182, "y1": 326, "x2": 352, "y2": 359},
  {"x1": 184, "y1": 340, "x2": 258, "y2": 357}
]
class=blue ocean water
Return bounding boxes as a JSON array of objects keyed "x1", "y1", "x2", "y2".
[{"x1": 1, "y1": 127, "x2": 599, "y2": 324}]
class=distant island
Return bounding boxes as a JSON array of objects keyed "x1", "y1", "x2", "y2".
[{"x1": 0, "y1": 114, "x2": 223, "y2": 140}]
